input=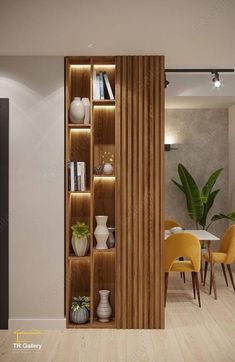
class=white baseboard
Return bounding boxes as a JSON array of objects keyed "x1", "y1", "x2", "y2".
[{"x1": 8, "y1": 318, "x2": 66, "y2": 330}]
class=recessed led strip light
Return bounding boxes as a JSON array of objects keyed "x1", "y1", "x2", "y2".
[
  {"x1": 94, "y1": 176, "x2": 115, "y2": 180},
  {"x1": 93, "y1": 65, "x2": 116, "y2": 69},
  {"x1": 93, "y1": 105, "x2": 115, "y2": 109},
  {"x1": 70, "y1": 65, "x2": 91, "y2": 69}
]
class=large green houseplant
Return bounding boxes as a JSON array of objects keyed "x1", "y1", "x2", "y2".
[{"x1": 172, "y1": 164, "x2": 235, "y2": 230}]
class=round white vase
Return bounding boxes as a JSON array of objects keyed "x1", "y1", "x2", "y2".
[
  {"x1": 69, "y1": 97, "x2": 85, "y2": 124},
  {"x1": 94, "y1": 216, "x2": 109, "y2": 250},
  {"x1": 96, "y1": 290, "x2": 112, "y2": 322},
  {"x1": 71, "y1": 236, "x2": 89, "y2": 256},
  {"x1": 103, "y1": 163, "x2": 113, "y2": 175},
  {"x1": 82, "y1": 97, "x2": 90, "y2": 124}
]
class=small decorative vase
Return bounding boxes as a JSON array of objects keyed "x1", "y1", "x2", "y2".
[
  {"x1": 82, "y1": 98, "x2": 90, "y2": 124},
  {"x1": 94, "y1": 216, "x2": 109, "y2": 250},
  {"x1": 103, "y1": 163, "x2": 113, "y2": 175},
  {"x1": 94, "y1": 164, "x2": 104, "y2": 175},
  {"x1": 96, "y1": 290, "x2": 112, "y2": 322},
  {"x1": 70, "y1": 308, "x2": 89, "y2": 324},
  {"x1": 69, "y1": 97, "x2": 85, "y2": 124},
  {"x1": 107, "y1": 227, "x2": 115, "y2": 248},
  {"x1": 71, "y1": 236, "x2": 89, "y2": 256}
]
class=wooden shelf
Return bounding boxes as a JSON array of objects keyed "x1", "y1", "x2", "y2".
[
  {"x1": 68, "y1": 123, "x2": 91, "y2": 128},
  {"x1": 93, "y1": 248, "x2": 115, "y2": 254},
  {"x1": 68, "y1": 190, "x2": 91, "y2": 194},
  {"x1": 93, "y1": 100, "x2": 115, "y2": 106},
  {"x1": 93, "y1": 175, "x2": 115, "y2": 178},
  {"x1": 92, "y1": 320, "x2": 115, "y2": 328},
  {"x1": 68, "y1": 255, "x2": 91, "y2": 261},
  {"x1": 67, "y1": 322, "x2": 91, "y2": 328}
]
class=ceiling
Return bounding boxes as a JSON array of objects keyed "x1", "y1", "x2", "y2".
[
  {"x1": 0, "y1": 0, "x2": 235, "y2": 68},
  {"x1": 166, "y1": 96, "x2": 235, "y2": 109}
]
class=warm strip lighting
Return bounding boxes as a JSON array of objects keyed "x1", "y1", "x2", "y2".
[
  {"x1": 93, "y1": 65, "x2": 115, "y2": 69},
  {"x1": 70, "y1": 65, "x2": 91, "y2": 69},
  {"x1": 93, "y1": 105, "x2": 115, "y2": 110},
  {"x1": 70, "y1": 129, "x2": 91, "y2": 133},
  {"x1": 70, "y1": 192, "x2": 91, "y2": 196},
  {"x1": 94, "y1": 176, "x2": 115, "y2": 180}
]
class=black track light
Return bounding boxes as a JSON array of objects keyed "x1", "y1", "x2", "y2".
[{"x1": 212, "y1": 71, "x2": 221, "y2": 88}]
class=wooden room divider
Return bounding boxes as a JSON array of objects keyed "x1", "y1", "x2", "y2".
[{"x1": 65, "y1": 56, "x2": 165, "y2": 329}]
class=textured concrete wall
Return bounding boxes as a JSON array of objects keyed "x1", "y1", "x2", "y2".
[{"x1": 165, "y1": 109, "x2": 228, "y2": 239}]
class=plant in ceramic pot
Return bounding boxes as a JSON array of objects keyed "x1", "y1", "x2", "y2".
[
  {"x1": 101, "y1": 151, "x2": 114, "y2": 175},
  {"x1": 70, "y1": 296, "x2": 90, "y2": 324},
  {"x1": 71, "y1": 222, "x2": 90, "y2": 256}
]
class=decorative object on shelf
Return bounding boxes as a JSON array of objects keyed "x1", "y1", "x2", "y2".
[
  {"x1": 69, "y1": 161, "x2": 86, "y2": 192},
  {"x1": 69, "y1": 97, "x2": 85, "y2": 124},
  {"x1": 94, "y1": 164, "x2": 104, "y2": 175},
  {"x1": 82, "y1": 98, "x2": 90, "y2": 124},
  {"x1": 94, "y1": 216, "x2": 109, "y2": 250},
  {"x1": 71, "y1": 222, "x2": 90, "y2": 256},
  {"x1": 103, "y1": 163, "x2": 113, "y2": 175},
  {"x1": 96, "y1": 290, "x2": 112, "y2": 322},
  {"x1": 70, "y1": 296, "x2": 90, "y2": 324},
  {"x1": 107, "y1": 227, "x2": 115, "y2": 248}
]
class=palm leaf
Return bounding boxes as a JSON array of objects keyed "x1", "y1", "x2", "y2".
[
  {"x1": 171, "y1": 179, "x2": 185, "y2": 193},
  {"x1": 199, "y1": 189, "x2": 220, "y2": 228},
  {"x1": 177, "y1": 164, "x2": 204, "y2": 222},
  {"x1": 201, "y1": 168, "x2": 223, "y2": 203},
  {"x1": 211, "y1": 212, "x2": 235, "y2": 222}
]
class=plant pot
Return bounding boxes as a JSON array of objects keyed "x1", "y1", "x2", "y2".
[
  {"x1": 107, "y1": 227, "x2": 115, "y2": 248},
  {"x1": 69, "y1": 97, "x2": 85, "y2": 124},
  {"x1": 71, "y1": 236, "x2": 89, "y2": 256},
  {"x1": 70, "y1": 308, "x2": 89, "y2": 324},
  {"x1": 96, "y1": 290, "x2": 112, "y2": 322},
  {"x1": 94, "y1": 216, "x2": 109, "y2": 250},
  {"x1": 103, "y1": 163, "x2": 113, "y2": 175}
]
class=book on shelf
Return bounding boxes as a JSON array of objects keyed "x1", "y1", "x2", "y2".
[
  {"x1": 93, "y1": 71, "x2": 114, "y2": 100},
  {"x1": 68, "y1": 161, "x2": 86, "y2": 192}
]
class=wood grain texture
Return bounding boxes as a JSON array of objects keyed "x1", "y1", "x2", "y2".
[{"x1": 115, "y1": 56, "x2": 165, "y2": 329}]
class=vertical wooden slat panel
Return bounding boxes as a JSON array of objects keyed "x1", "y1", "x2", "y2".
[{"x1": 116, "y1": 55, "x2": 164, "y2": 329}]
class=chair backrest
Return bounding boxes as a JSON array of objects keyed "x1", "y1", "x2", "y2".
[
  {"x1": 219, "y1": 225, "x2": 235, "y2": 264},
  {"x1": 165, "y1": 219, "x2": 181, "y2": 230},
  {"x1": 165, "y1": 233, "x2": 201, "y2": 272}
]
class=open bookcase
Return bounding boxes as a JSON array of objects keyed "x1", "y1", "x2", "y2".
[{"x1": 65, "y1": 56, "x2": 116, "y2": 328}]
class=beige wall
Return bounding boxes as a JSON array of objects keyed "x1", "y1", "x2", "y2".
[
  {"x1": 229, "y1": 105, "x2": 235, "y2": 212},
  {"x1": 165, "y1": 109, "x2": 228, "y2": 239},
  {"x1": 0, "y1": 57, "x2": 65, "y2": 329}
]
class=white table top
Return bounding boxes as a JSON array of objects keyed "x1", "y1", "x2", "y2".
[{"x1": 164, "y1": 230, "x2": 220, "y2": 241}]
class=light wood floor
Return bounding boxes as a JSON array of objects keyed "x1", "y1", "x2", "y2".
[{"x1": 0, "y1": 272, "x2": 235, "y2": 362}]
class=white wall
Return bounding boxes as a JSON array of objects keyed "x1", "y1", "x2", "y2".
[
  {"x1": 0, "y1": 56, "x2": 64, "y2": 329},
  {"x1": 229, "y1": 105, "x2": 235, "y2": 212}
]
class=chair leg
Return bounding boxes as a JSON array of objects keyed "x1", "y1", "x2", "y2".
[
  {"x1": 200, "y1": 258, "x2": 203, "y2": 283},
  {"x1": 165, "y1": 272, "x2": 169, "y2": 306},
  {"x1": 203, "y1": 261, "x2": 208, "y2": 286},
  {"x1": 179, "y1": 257, "x2": 186, "y2": 283},
  {"x1": 209, "y1": 270, "x2": 212, "y2": 295},
  {"x1": 194, "y1": 272, "x2": 201, "y2": 308},
  {"x1": 227, "y1": 264, "x2": 235, "y2": 292},
  {"x1": 221, "y1": 263, "x2": 228, "y2": 287},
  {"x1": 191, "y1": 272, "x2": 196, "y2": 299}
]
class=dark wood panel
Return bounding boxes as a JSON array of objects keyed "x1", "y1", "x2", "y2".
[
  {"x1": 0, "y1": 98, "x2": 9, "y2": 330},
  {"x1": 115, "y1": 56, "x2": 165, "y2": 329}
]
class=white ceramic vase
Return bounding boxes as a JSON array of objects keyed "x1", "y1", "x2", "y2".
[
  {"x1": 94, "y1": 216, "x2": 109, "y2": 250},
  {"x1": 96, "y1": 290, "x2": 112, "y2": 322},
  {"x1": 82, "y1": 98, "x2": 90, "y2": 124},
  {"x1": 103, "y1": 163, "x2": 113, "y2": 175},
  {"x1": 69, "y1": 97, "x2": 85, "y2": 124},
  {"x1": 107, "y1": 227, "x2": 115, "y2": 248},
  {"x1": 71, "y1": 236, "x2": 89, "y2": 256}
]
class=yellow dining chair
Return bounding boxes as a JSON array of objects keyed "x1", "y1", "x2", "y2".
[
  {"x1": 165, "y1": 233, "x2": 201, "y2": 307},
  {"x1": 165, "y1": 219, "x2": 186, "y2": 283},
  {"x1": 203, "y1": 225, "x2": 235, "y2": 293},
  {"x1": 165, "y1": 219, "x2": 181, "y2": 230}
]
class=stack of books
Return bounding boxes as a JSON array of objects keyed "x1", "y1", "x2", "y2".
[
  {"x1": 93, "y1": 71, "x2": 114, "y2": 100},
  {"x1": 68, "y1": 162, "x2": 86, "y2": 192}
]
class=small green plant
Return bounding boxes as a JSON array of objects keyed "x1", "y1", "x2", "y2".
[
  {"x1": 71, "y1": 222, "x2": 90, "y2": 239},
  {"x1": 71, "y1": 296, "x2": 90, "y2": 312}
]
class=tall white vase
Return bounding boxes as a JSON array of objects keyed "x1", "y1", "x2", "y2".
[
  {"x1": 94, "y1": 216, "x2": 109, "y2": 250},
  {"x1": 96, "y1": 290, "x2": 112, "y2": 322},
  {"x1": 82, "y1": 98, "x2": 90, "y2": 124},
  {"x1": 69, "y1": 97, "x2": 85, "y2": 124}
]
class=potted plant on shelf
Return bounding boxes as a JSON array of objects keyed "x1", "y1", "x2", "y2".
[
  {"x1": 71, "y1": 222, "x2": 90, "y2": 256},
  {"x1": 70, "y1": 296, "x2": 90, "y2": 324},
  {"x1": 172, "y1": 163, "x2": 235, "y2": 230}
]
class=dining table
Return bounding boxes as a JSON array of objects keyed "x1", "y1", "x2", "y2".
[{"x1": 164, "y1": 229, "x2": 220, "y2": 299}]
